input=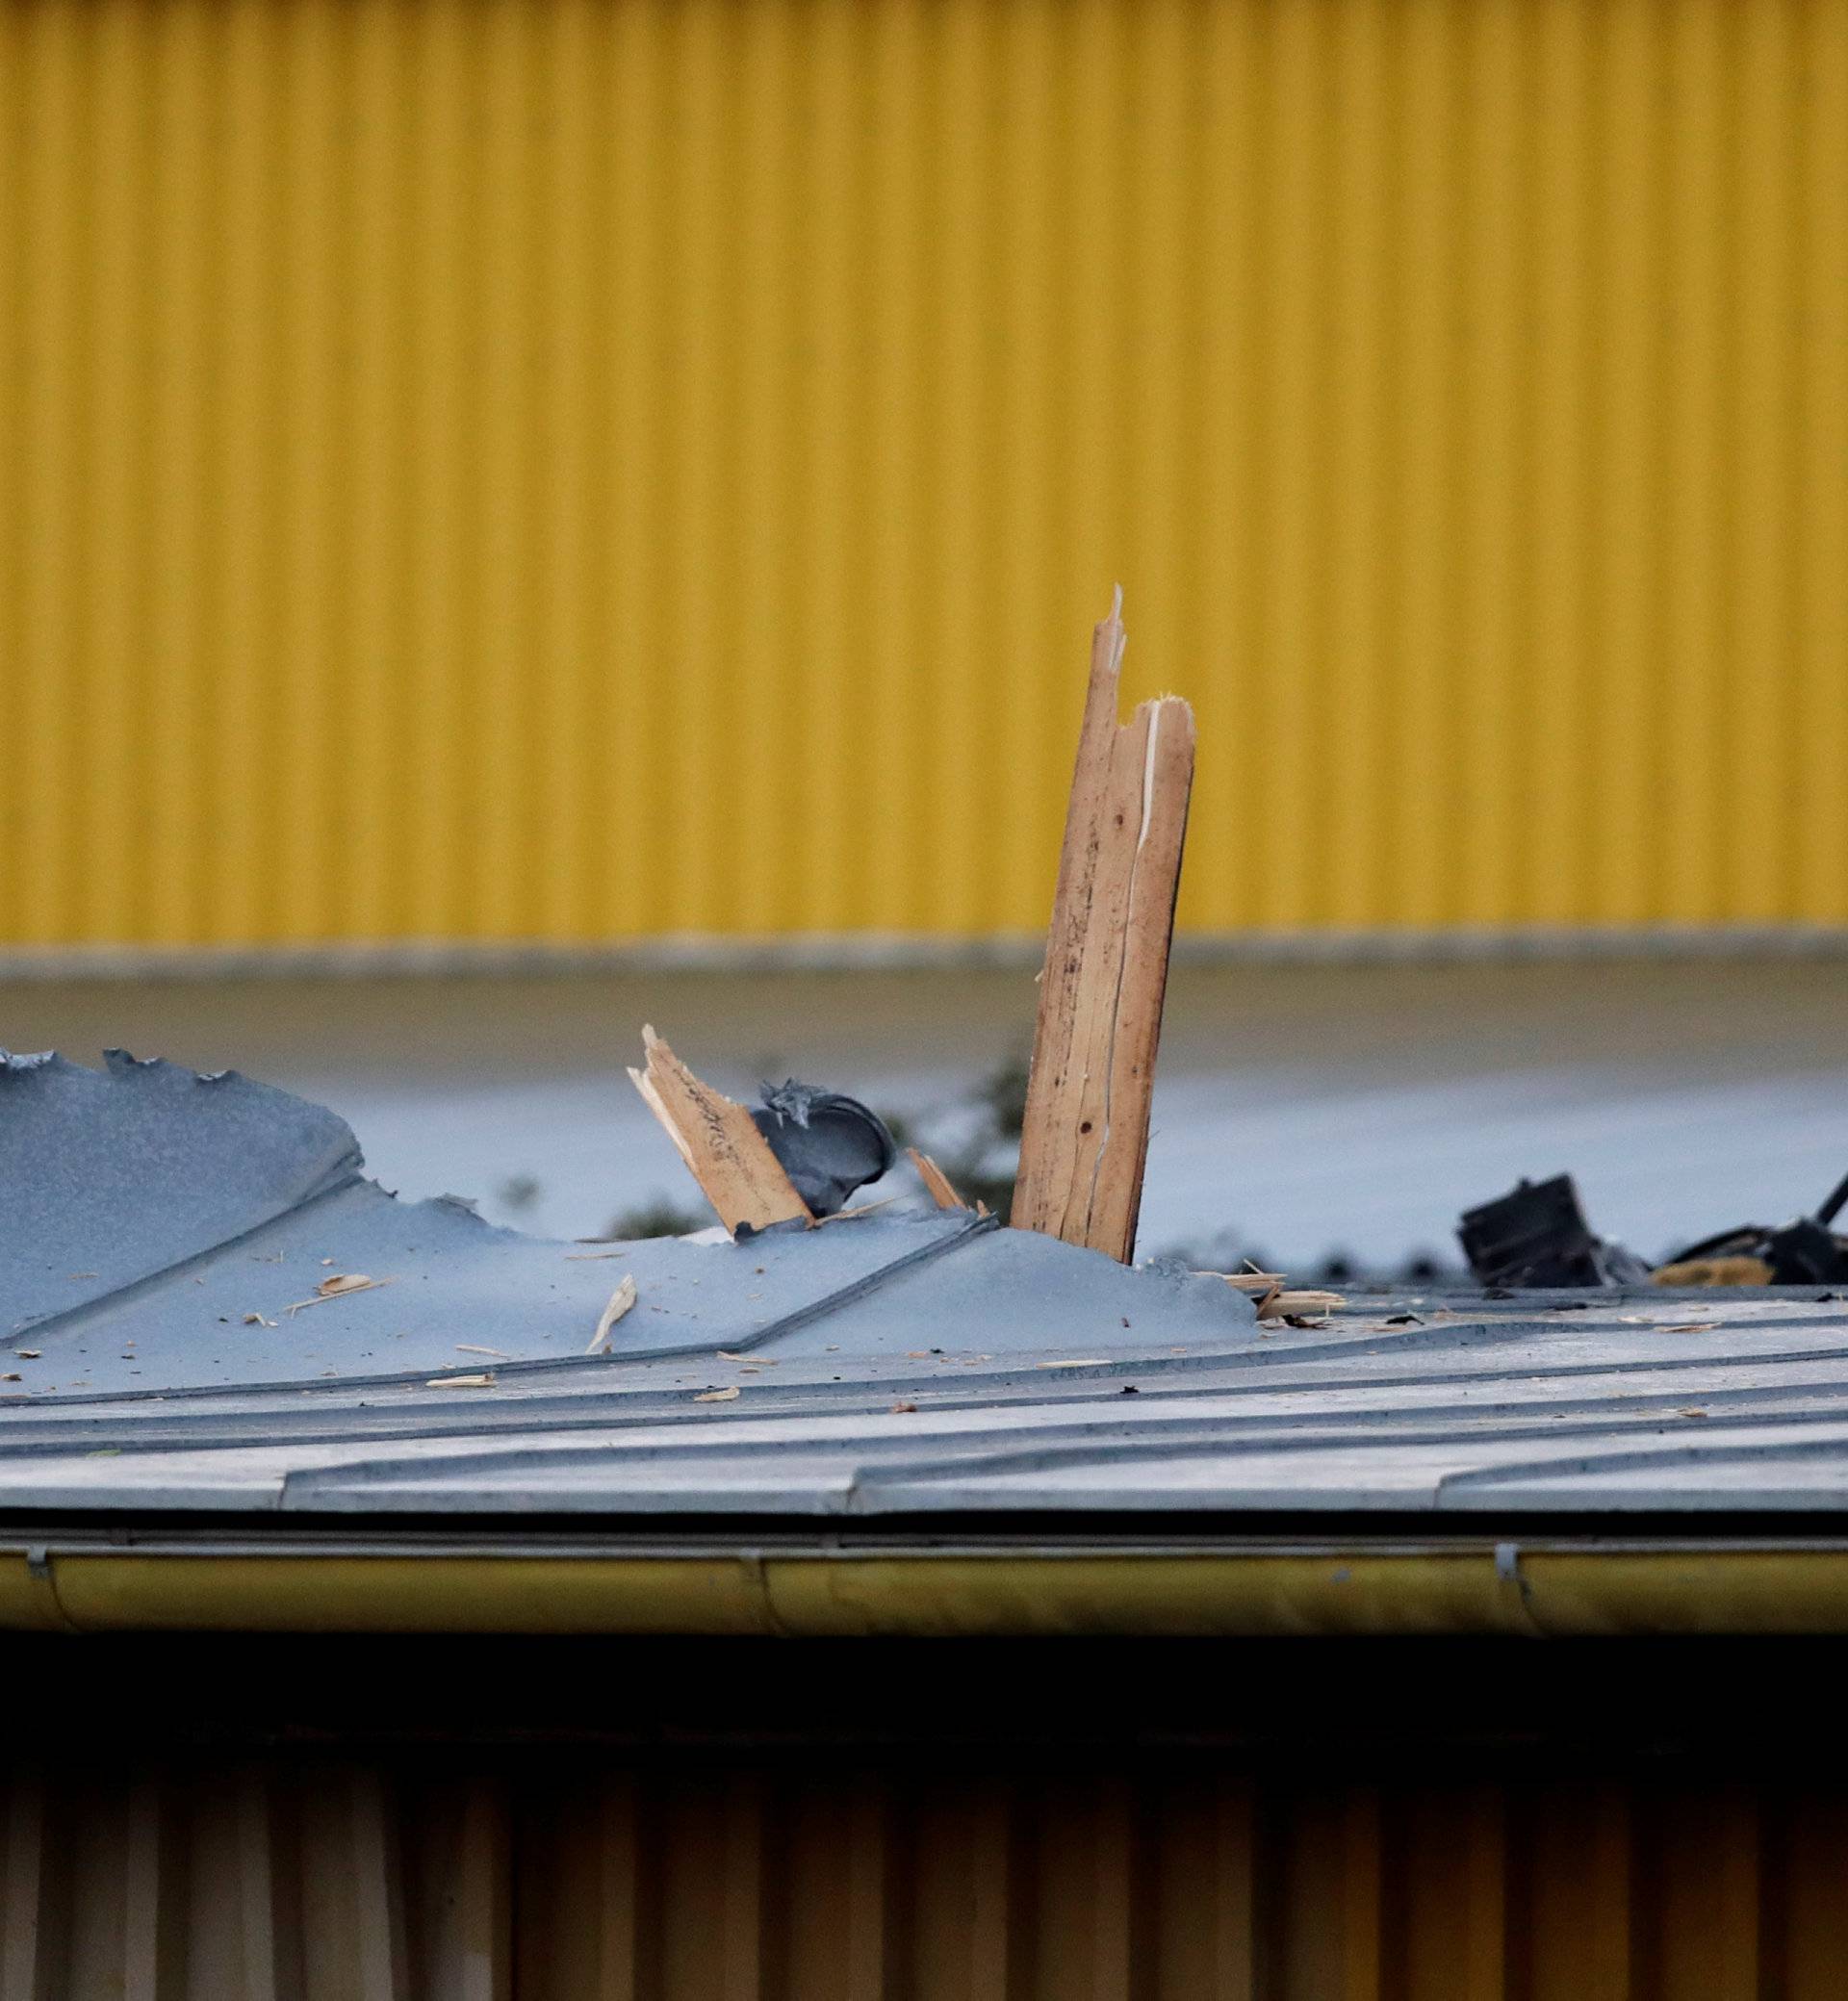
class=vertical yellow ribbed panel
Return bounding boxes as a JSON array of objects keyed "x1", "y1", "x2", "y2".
[{"x1": 1, "y1": 0, "x2": 1845, "y2": 947}]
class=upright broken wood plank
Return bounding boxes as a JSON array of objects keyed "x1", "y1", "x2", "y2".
[
  {"x1": 628, "y1": 1027, "x2": 812, "y2": 1236},
  {"x1": 1012, "y1": 591, "x2": 1195, "y2": 1262}
]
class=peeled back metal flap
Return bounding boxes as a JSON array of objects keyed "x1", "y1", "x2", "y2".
[{"x1": 0, "y1": 1050, "x2": 361, "y2": 1334}]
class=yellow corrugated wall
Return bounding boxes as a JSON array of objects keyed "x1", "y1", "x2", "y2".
[{"x1": 1, "y1": 0, "x2": 1844, "y2": 950}]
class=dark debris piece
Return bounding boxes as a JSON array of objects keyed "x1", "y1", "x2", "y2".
[
  {"x1": 1657, "y1": 1163, "x2": 1848, "y2": 1287},
  {"x1": 1457, "y1": 1174, "x2": 1651, "y2": 1290},
  {"x1": 752, "y1": 1081, "x2": 898, "y2": 1219},
  {"x1": 1462, "y1": 1165, "x2": 1848, "y2": 1291}
]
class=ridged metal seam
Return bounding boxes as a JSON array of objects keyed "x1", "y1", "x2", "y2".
[
  {"x1": 3, "y1": 1759, "x2": 1847, "y2": 1998},
  {"x1": 1, "y1": 0, "x2": 1845, "y2": 948}
]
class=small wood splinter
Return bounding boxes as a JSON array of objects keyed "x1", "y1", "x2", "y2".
[
  {"x1": 628, "y1": 1027, "x2": 811, "y2": 1237},
  {"x1": 908, "y1": 1147, "x2": 970, "y2": 1211}
]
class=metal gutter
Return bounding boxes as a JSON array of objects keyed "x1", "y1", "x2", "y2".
[{"x1": 9, "y1": 1538, "x2": 1848, "y2": 1636}]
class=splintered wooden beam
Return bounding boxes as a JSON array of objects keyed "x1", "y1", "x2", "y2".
[
  {"x1": 628, "y1": 1026, "x2": 812, "y2": 1236},
  {"x1": 1012, "y1": 590, "x2": 1195, "y2": 1263}
]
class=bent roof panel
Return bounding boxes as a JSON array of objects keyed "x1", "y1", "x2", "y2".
[{"x1": 5, "y1": 1053, "x2": 1848, "y2": 1521}]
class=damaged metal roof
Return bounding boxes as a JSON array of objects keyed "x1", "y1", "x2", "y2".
[{"x1": 6, "y1": 1050, "x2": 1848, "y2": 1520}]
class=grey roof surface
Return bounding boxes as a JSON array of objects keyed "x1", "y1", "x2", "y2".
[{"x1": 5, "y1": 1051, "x2": 1848, "y2": 1521}]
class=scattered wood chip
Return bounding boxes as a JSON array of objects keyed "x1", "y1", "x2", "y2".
[
  {"x1": 889, "y1": 1400, "x2": 918, "y2": 1414},
  {"x1": 628, "y1": 1026, "x2": 810, "y2": 1236},
  {"x1": 1256, "y1": 1288, "x2": 1347, "y2": 1322},
  {"x1": 1653, "y1": 1254, "x2": 1773, "y2": 1288},
  {"x1": 564, "y1": 1248, "x2": 629, "y2": 1261},
  {"x1": 1663, "y1": 1322, "x2": 1721, "y2": 1334},
  {"x1": 1680, "y1": 1407, "x2": 1710, "y2": 1419},
  {"x1": 909, "y1": 1148, "x2": 969, "y2": 1211},
  {"x1": 15, "y1": 1351, "x2": 39, "y2": 1360},
  {"x1": 426, "y1": 1373, "x2": 496, "y2": 1388},
  {"x1": 1208, "y1": 1270, "x2": 1289, "y2": 1296},
  {"x1": 0, "y1": 1373, "x2": 19, "y2": 1382},
  {"x1": 586, "y1": 1274, "x2": 638, "y2": 1353},
  {"x1": 813, "y1": 1196, "x2": 902, "y2": 1226},
  {"x1": 455, "y1": 1344, "x2": 509, "y2": 1359},
  {"x1": 717, "y1": 1351, "x2": 775, "y2": 1364},
  {"x1": 243, "y1": 1313, "x2": 278, "y2": 1327},
  {"x1": 693, "y1": 1386, "x2": 741, "y2": 1402},
  {"x1": 1036, "y1": 1358, "x2": 1113, "y2": 1369},
  {"x1": 286, "y1": 1275, "x2": 391, "y2": 1316}
]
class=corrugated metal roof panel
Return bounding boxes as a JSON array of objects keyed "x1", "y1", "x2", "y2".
[{"x1": 6, "y1": 1053, "x2": 1848, "y2": 1523}]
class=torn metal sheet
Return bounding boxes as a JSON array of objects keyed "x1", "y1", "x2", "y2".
[
  {"x1": 1, "y1": 1049, "x2": 361, "y2": 1330},
  {"x1": 8, "y1": 1054, "x2": 1848, "y2": 1524},
  {"x1": 0, "y1": 1051, "x2": 1250, "y2": 1399}
]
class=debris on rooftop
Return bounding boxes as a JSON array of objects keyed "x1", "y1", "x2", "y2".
[
  {"x1": 1458, "y1": 1174, "x2": 1653, "y2": 1289},
  {"x1": 626, "y1": 1025, "x2": 811, "y2": 1234},
  {"x1": 1461, "y1": 1167, "x2": 1848, "y2": 1289},
  {"x1": 0, "y1": 1040, "x2": 1258, "y2": 1403},
  {"x1": 1013, "y1": 588, "x2": 1194, "y2": 1263},
  {"x1": 586, "y1": 1273, "x2": 638, "y2": 1352},
  {"x1": 908, "y1": 1147, "x2": 974, "y2": 1213},
  {"x1": 12, "y1": 595, "x2": 1848, "y2": 1541},
  {"x1": 1652, "y1": 1165, "x2": 1848, "y2": 1287},
  {"x1": 751, "y1": 1080, "x2": 897, "y2": 1218}
]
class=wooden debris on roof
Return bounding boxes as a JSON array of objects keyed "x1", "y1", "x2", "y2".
[
  {"x1": 586, "y1": 1274, "x2": 639, "y2": 1352},
  {"x1": 1212, "y1": 1270, "x2": 1289, "y2": 1296},
  {"x1": 1012, "y1": 589, "x2": 1196, "y2": 1264},
  {"x1": 1653, "y1": 1255, "x2": 1775, "y2": 1288},
  {"x1": 1250, "y1": 1283, "x2": 1347, "y2": 1322},
  {"x1": 908, "y1": 1147, "x2": 970, "y2": 1211},
  {"x1": 628, "y1": 1027, "x2": 812, "y2": 1237},
  {"x1": 1195, "y1": 1269, "x2": 1348, "y2": 1320}
]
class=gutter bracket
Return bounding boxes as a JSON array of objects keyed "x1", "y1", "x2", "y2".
[{"x1": 1494, "y1": 1539, "x2": 1548, "y2": 1634}]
